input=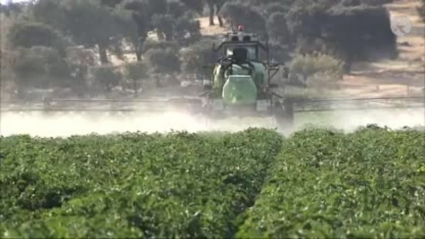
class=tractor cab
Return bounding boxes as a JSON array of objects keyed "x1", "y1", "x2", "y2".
[
  {"x1": 226, "y1": 46, "x2": 256, "y2": 60},
  {"x1": 198, "y1": 26, "x2": 294, "y2": 128},
  {"x1": 200, "y1": 25, "x2": 293, "y2": 130},
  {"x1": 217, "y1": 27, "x2": 262, "y2": 62},
  {"x1": 209, "y1": 27, "x2": 275, "y2": 105}
]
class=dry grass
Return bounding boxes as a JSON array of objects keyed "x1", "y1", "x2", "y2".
[{"x1": 198, "y1": 17, "x2": 229, "y2": 36}]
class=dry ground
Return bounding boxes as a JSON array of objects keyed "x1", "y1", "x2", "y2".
[
  {"x1": 49, "y1": 1, "x2": 425, "y2": 99},
  {"x1": 198, "y1": 17, "x2": 228, "y2": 36},
  {"x1": 198, "y1": 1, "x2": 425, "y2": 99},
  {"x1": 174, "y1": 2, "x2": 425, "y2": 99},
  {"x1": 341, "y1": 0, "x2": 425, "y2": 98}
]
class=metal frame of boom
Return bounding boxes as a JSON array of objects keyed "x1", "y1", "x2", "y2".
[{"x1": 2, "y1": 97, "x2": 423, "y2": 112}]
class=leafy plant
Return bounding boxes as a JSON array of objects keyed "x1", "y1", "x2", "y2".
[
  {"x1": 1, "y1": 127, "x2": 423, "y2": 238},
  {"x1": 0, "y1": 129, "x2": 282, "y2": 238},
  {"x1": 237, "y1": 127, "x2": 425, "y2": 238}
]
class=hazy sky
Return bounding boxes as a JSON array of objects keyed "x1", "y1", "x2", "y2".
[{"x1": 0, "y1": 0, "x2": 29, "y2": 4}]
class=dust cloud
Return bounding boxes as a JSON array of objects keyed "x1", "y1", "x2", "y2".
[
  {"x1": 295, "y1": 108, "x2": 425, "y2": 132},
  {"x1": 0, "y1": 111, "x2": 276, "y2": 137},
  {"x1": 0, "y1": 108, "x2": 423, "y2": 137}
]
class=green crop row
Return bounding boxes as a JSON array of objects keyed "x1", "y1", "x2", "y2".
[
  {"x1": 237, "y1": 127, "x2": 425, "y2": 238},
  {"x1": 0, "y1": 129, "x2": 282, "y2": 238},
  {"x1": 1, "y1": 127, "x2": 424, "y2": 238}
]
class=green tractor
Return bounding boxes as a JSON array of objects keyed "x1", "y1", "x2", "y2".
[
  {"x1": 199, "y1": 27, "x2": 294, "y2": 130},
  {"x1": 34, "y1": 27, "x2": 295, "y2": 132}
]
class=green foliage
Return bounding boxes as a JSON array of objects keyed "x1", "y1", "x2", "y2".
[
  {"x1": 289, "y1": 53, "x2": 344, "y2": 88},
  {"x1": 326, "y1": 5, "x2": 397, "y2": 62},
  {"x1": 11, "y1": 47, "x2": 70, "y2": 90},
  {"x1": 174, "y1": 17, "x2": 201, "y2": 45},
  {"x1": 179, "y1": 0, "x2": 204, "y2": 14},
  {"x1": 89, "y1": 65, "x2": 122, "y2": 92},
  {"x1": 151, "y1": 1, "x2": 200, "y2": 43},
  {"x1": 221, "y1": 2, "x2": 266, "y2": 35},
  {"x1": 180, "y1": 39, "x2": 215, "y2": 75},
  {"x1": 0, "y1": 2, "x2": 25, "y2": 17},
  {"x1": 122, "y1": 62, "x2": 149, "y2": 96},
  {"x1": 145, "y1": 47, "x2": 181, "y2": 74},
  {"x1": 33, "y1": 0, "x2": 133, "y2": 64},
  {"x1": 168, "y1": 0, "x2": 192, "y2": 19},
  {"x1": 32, "y1": 0, "x2": 67, "y2": 31},
  {"x1": 65, "y1": 47, "x2": 98, "y2": 96},
  {"x1": 142, "y1": 40, "x2": 180, "y2": 53},
  {"x1": 264, "y1": 2, "x2": 291, "y2": 16},
  {"x1": 152, "y1": 14, "x2": 175, "y2": 40},
  {"x1": 220, "y1": 0, "x2": 396, "y2": 69},
  {"x1": 266, "y1": 12, "x2": 290, "y2": 45},
  {"x1": 237, "y1": 128, "x2": 425, "y2": 238},
  {"x1": 0, "y1": 128, "x2": 424, "y2": 238},
  {"x1": 0, "y1": 129, "x2": 282, "y2": 238},
  {"x1": 111, "y1": 4, "x2": 140, "y2": 49},
  {"x1": 7, "y1": 21, "x2": 68, "y2": 55},
  {"x1": 287, "y1": 3, "x2": 397, "y2": 71},
  {"x1": 123, "y1": 62, "x2": 149, "y2": 81},
  {"x1": 0, "y1": 0, "x2": 406, "y2": 96}
]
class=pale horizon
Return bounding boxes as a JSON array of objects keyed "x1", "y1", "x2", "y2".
[{"x1": 1, "y1": 0, "x2": 30, "y2": 4}]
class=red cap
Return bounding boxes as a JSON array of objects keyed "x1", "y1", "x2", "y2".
[{"x1": 238, "y1": 25, "x2": 244, "y2": 32}]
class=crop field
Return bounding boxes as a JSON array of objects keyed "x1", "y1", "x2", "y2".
[{"x1": 0, "y1": 127, "x2": 424, "y2": 238}]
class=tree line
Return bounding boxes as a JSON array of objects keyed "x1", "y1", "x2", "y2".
[{"x1": 0, "y1": 0, "x2": 398, "y2": 100}]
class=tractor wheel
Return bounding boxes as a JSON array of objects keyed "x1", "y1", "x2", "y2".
[{"x1": 273, "y1": 100, "x2": 294, "y2": 133}]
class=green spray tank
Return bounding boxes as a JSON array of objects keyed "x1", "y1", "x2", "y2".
[
  {"x1": 213, "y1": 51, "x2": 268, "y2": 105},
  {"x1": 203, "y1": 27, "x2": 294, "y2": 130},
  {"x1": 223, "y1": 75, "x2": 257, "y2": 104}
]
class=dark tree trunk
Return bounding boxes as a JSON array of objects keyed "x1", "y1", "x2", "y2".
[
  {"x1": 136, "y1": 51, "x2": 142, "y2": 62},
  {"x1": 98, "y1": 43, "x2": 109, "y2": 65},
  {"x1": 208, "y1": 3, "x2": 215, "y2": 26},
  {"x1": 155, "y1": 75, "x2": 162, "y2": 88},
  {"x1": 133, "y1": 81, "x2": 138, "y2": 97},
  {"x1": 218, "y1": 16, "x2": 224, "y2": 27},
  {"x1": 216, "y1": 1, "x2": 225, "y2": 27},
  {"x1": 135, "y1": 36, "x2": 145, "y2": 62}
]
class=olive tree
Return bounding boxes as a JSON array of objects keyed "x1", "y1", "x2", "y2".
[
  {"x1": 11, "y1": 46, "x2": 70, "y2": 98},
  {"x1": 289, "y1": 53, "x2": 344, "y2": 89},
  {"x1": 33, "y1": 0, "x2": 129, "y2": 65},
  {"x1": 89, "y1": 65, "x2": 122, "y2": 93},
  {"x1": 144, "y1": 48, "x2": 181, "y2": 87},
  {"x1": 7, "y1": 21, "x2": 69, "y2": 55},
  {"x1": 221, "y1": 2, "x2": 266, "y2": 35},
  {"x1": 122, "y1": 62, "x2": 149, "y2": 96},
  {"x1": 66, "y1": 46, "x2": 98, "y2": 97},
  {"x1": 180, "y1": 39, "x2": 215, "y2": 79}
]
